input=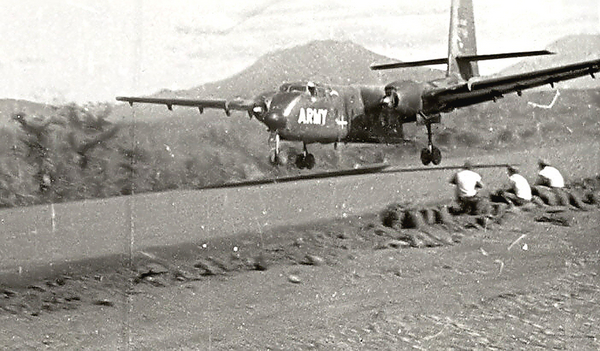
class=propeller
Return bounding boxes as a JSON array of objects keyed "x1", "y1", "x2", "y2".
[
  {"x1": 249, "y1": 101, "x2": 267, "y2": 120},
  {"x1": 247, "y1": 93, "x2": 272, "y2": 121}
]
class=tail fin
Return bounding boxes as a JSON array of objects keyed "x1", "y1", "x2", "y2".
[{"x1": 448, "y1": 0, "x2": 479, "y2": 80}]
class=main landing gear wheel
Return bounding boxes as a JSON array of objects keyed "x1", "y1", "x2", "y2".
[
  {"x1": 421, "y1": 148, "x2": 432, "y2": 165},
  {"x1": 296, "y1": 152, "x2": 316, "y2": 169},
  {"x1": 420, "y1": 119, "x2": 442, "y2": 166},
  {"x1": 296, "y1": 143, "x2": 316, "y2": 169},
  {"x1": 431, "y1": 146, "x2": 442, "y2": 165},
  {"x1": 420, "y1": 146, "x2": 442, "y2": 166}
]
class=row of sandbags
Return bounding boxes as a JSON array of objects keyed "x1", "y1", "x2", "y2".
[{"x1": 381, "y1": 186, "x2": 598, "y2": 231}]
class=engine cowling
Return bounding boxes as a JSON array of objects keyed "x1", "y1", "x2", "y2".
[
  {"x1": 380, "y1": 81, "x2": 427, "y2": 123},
  {"x1": 249, "y1": 93, "x2": 273, "y2": 121}
]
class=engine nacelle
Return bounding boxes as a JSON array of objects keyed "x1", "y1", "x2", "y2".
[
  {"x1": 250, "y1": 93, "x2": 273, "y2": 121},
  {"x1": 381, "y1": 81, "x2": 427, "y2": 123}
]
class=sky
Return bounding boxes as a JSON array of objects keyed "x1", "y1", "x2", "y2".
[{"x1": 0, "y1": 0, "x2": 598, "y2": 104}]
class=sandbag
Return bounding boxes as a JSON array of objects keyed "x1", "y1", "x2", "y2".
[
  {"x1": 434, "y1": 206, "x2": 453, "y2": 224},
  {"x1": 566, "y1": 189, "x2": 586, "y2": 209},
  {"x1": 583, "y1": 192, "x2": 600, "y2": 205},
  {"x1": 491, "y1": 203, "x2": 508, "y2": 217},
  {"x1": 532, "y1": 196, "x2": 546, "y2": 207},
  {"x1": 402, "y1": 209, "x2": 426, "y2": 229},
  {"x1": 473, "y1": 198, "x2": 491, "y2": 215},
  {"x1": 420, "y1": 208, "x2": 437, "y2": 225},
  {"x1": 553, "y1": 188, "x2": 570, "y2": 206},
  {"x1": 532, "y1": 186, "x2": 558, "y2": 206},
  {"x1": 380, "y1": 203, "x2": 405, "y2": 228}
]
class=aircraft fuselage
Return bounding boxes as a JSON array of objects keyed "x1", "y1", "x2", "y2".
[{"x1": 260, "y1": 81, "x2": 432, "y2": 145}]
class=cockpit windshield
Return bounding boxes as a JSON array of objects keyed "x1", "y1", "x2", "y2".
[
  {"x1": 278, "y1": 82, "x2": 326, "y2": 97},
  {"x1": 290, "y1": 85, "x2": 309, "y2": 93}
]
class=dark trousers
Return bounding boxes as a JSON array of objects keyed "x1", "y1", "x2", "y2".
[{"x1": 457, "y1": 195, "x2": 480, "y2": 215}]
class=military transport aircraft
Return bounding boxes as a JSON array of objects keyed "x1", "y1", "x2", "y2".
[{"x1": 117, "y1": 0, "x2": 600, "y2": 169}]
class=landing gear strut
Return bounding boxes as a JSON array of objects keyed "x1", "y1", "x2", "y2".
[
  {"x1": 268, "y1": 132, "x2": 286, "y2": 166},
  {"x1": 295, "y1": 143, "x2": 316, "y2": 169},
  {"x1": 420, "y1": 121, "x2": 442, "y2": 166}
]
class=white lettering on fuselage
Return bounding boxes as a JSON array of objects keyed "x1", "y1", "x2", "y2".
[
  {"x1": 335, "y1": 117, "x2": 348, "y2": 126},
  {"x1": 298, "y1": 108, "x2": 327, "y2": 125}
]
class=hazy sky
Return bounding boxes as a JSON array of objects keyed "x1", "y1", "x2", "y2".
[{"x1": 1, "y1": 0, "x2": 598, "y2": 104}]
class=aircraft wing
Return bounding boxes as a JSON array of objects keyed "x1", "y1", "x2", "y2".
[
  {"x1": 115, "y1": 96, "x2": 256, "y2": 116},
  {"x1": 421, "y1": 58, "x2": 600, "y2": 113}
]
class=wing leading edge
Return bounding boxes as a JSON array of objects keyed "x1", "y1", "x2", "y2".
[
  {"x1": 421, "y1": 58, "x2": 600, "y2": 113},
  {"x1": 115, "y1": 96, "x2": 255, "y2": 116}
]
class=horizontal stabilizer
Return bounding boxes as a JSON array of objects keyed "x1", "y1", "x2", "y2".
[
  {"x1": 370, "y1": 58, "x2": 448, "y2": 71},
  {"x1": 370, "y1": 50, "x2": 553, "y2": 71},
  {"x1": 457, "y1": 50, "x2": 554, "y2": 62}
]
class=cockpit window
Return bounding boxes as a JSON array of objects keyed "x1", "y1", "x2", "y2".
[
  {"x1": 278, "y1": 83, "x2": 325, "y2": 97},
  {"x1": 279, "y1": 84, "x2": 304, "y2": 93},
  {"x1": 279, "y1": 83, "x2": 291, "y2": 92},
  {"x1": 289, "y1": 85, "x2": 308, "y2": 93}
]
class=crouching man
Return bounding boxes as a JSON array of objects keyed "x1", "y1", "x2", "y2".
[
  {"x1": 535, "y1": 159, "x2": 564, "y2": 188},
  {"x1": 533, "y1": 159, "x2": 574, "y2": 207},
  {"x1": 500, "y1": 166, "x2": 532, "y2": 206},
  {"x1": 450, "y1": 161, "x2": 484, "y2": 215}
]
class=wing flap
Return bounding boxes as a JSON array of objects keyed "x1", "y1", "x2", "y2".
[{"x1": 422, "y1": 58, "x2": 600, "y2": 112}]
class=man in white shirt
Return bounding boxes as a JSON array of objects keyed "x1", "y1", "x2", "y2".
[
  {"x1": 450, "y1": 161, "x2": 484, "y2": 214},
  {"x1": 501, "y1": 166, "x2": 532, "y2": 206},
  {"x1": 536, "y1": 160, "x2": 565, "y2": 188}
]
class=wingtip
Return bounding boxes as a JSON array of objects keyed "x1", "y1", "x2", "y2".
[
  {"x1": 115, "y1": 97, "x2": 134, "y2": 107},
  {"x1": 369, "y1": 63, "x2": 381, "y2": 71},
  {"x1": 369, "y1": 63, "x2": 397, "y2": 71}
]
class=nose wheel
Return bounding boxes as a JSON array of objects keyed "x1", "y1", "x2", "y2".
[
  {"x1": 420, "y1": 121, "x2": 442, "y2": 165},
  {"x1": 295, "y1": 143, "x2": 316, "y2": 169}
]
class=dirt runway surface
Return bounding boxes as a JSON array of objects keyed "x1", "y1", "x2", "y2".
[
  {"x1": 1, "y1": 141, "x2": 599, "y2": 350},
  {"x1": 1, "y1": 141, "x2": 598, "y2": 276}
]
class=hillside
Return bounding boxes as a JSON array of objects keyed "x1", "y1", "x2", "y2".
[{"x1": 500, "y1": 34, "x2": 600, "y2": 89}]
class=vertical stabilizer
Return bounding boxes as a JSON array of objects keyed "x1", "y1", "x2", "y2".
[{"x1": 448, "y1": 0, "x2": 479, "y2": 80}]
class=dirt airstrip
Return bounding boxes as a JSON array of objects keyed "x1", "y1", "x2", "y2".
[{"x1": 1, "y1": 143, "x2": 599, "y2": 350}]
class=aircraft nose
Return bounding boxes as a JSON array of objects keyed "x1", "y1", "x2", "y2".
[{"x1": 263, "y1": 111, "x2": 287, "y2": 131}]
